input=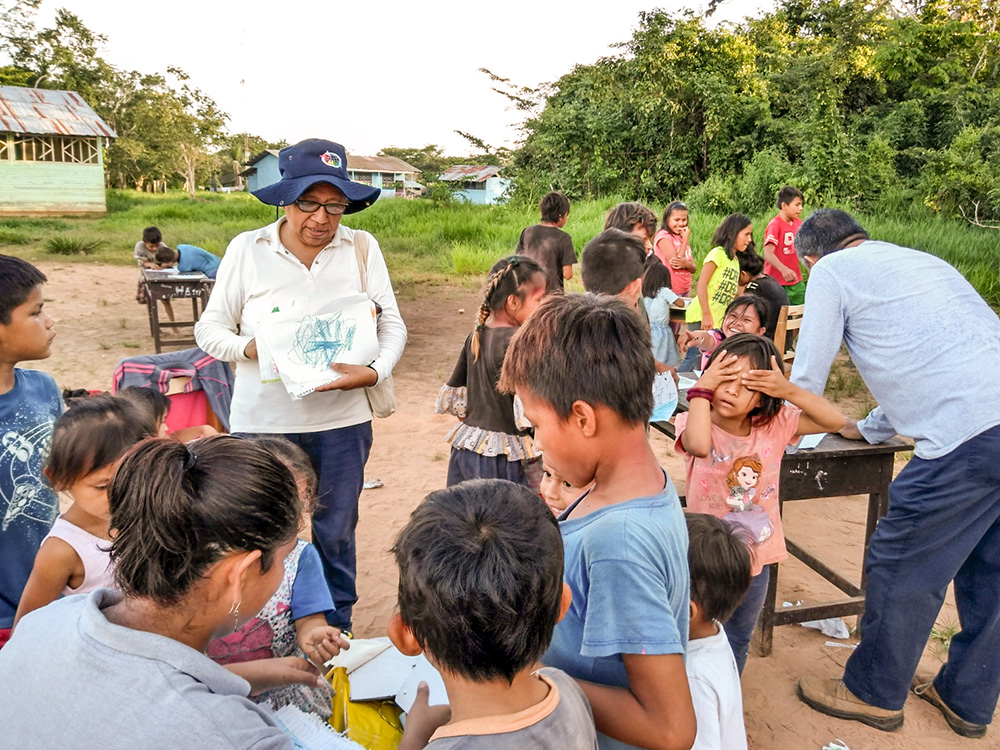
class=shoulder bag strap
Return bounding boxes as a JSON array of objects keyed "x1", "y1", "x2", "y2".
[{"x1": 353, "y1": 230, "x2": 369, "y2": 296}]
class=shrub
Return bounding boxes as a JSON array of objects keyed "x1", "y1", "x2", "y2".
[{"x1": 46, "y1": 236, "x2": 101, "y2": 255}]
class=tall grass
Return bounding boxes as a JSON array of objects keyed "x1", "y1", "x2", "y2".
[{"x1": 0, "y1": 189, "x2": 997, "y2": 305}]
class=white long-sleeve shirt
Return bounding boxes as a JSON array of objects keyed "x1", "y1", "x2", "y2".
[
  {"x1": 195, "y1": 219, "x2": 407, "y2": 433},
  {"x1": 790, "y1": 240, "x2": 1000, "y2": 459}
]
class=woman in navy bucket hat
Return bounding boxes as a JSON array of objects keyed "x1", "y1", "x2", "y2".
[
  {"x1": 196, "y1": 139, "x2": 407, "y2": 633},
  {"x1": 252, "y1": 140, "x2": 381, "y2": 213}
]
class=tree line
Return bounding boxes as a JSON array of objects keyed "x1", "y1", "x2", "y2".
[
  {"x1": 499, "y1": 0, "x2": 998, "y2": 222},
  {"x1": 0, "y1": 0, "x2": 285, "y2": 195}
]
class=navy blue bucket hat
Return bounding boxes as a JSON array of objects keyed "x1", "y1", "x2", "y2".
[{"x1": 252, "y1": 139, "x2": 381, "y2": 214}]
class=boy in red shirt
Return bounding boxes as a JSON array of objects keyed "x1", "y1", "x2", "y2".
[{"x1": 762, "y1": 186, "x2": 805, "y2": 305}]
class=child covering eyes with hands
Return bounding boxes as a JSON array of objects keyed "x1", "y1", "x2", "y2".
[{"x1": 675, "y1": 333, "x2": 844, "y2": 673}]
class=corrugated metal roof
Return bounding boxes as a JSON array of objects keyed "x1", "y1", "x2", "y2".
[
  {"x1": 347, "y1": 155, "x2": 418, "y2": 174},
  {"x1": 0, "y1": 86, "x2": 115, "y2": 138},
  {"x1": 439, "y1": 165, "x2": 502, "y2": 182}
]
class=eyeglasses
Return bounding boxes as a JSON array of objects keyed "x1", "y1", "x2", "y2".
[{"x1": 294, "y1": 199, "x2": 350, "y2": 215}]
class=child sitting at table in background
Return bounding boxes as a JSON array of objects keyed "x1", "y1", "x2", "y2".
[
  {"x1": 134, "y1": 226, "x2": 168, "y2": 269},
  {"x1": 643, "y1": 256, "x2": 684, "y2": 369},
  {"x1": 208, "y1": 435, "x2": 348, "y2": 718},
  {"x1": 685, "y1": 513, "x2": 752, "y2": 750},
  {"x1": 154, "y1": 244, "x2": 221, "y2": 279},
  {"x1": 435, "y1": 256, "x2": 549, "y2": 487},
  {"x1": 117, "y1": 386, "x2": 218, "y2": 443},
  {"x1": 391, "y1": 479, "x2": 598, "y2": 749},
  {"x1": 604, "y1": 202, "x2": 657, "y2": 256},
  {"x1": 675, "y1": 333, "x2": 845, "y2": 674},
  {"x1": 13, "y1": 395, "x2": 157, "y2": 626},
  {"x1": 500, "y1": 293, "x2": 696, "y2": 750},
  {"x1": 679, "y1": 294, "x2": 771, "y2": 371},
  {"x1": 739, "y1": 251, "x2": 788, "y2": 340},
  {"x1": 653, "y1": 201, "x2": 696, "y2": 296}
]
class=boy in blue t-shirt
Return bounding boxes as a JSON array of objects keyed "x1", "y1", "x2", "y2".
[
  {"x1": 154, "y1": 244, "x2": 221, "y2": 278},
  {"x1": 499, "y1": 293, "x2": 695, "y2": 750},
  {"x1": 0, "y1": 256, "x2": 62, "y2": 647}
]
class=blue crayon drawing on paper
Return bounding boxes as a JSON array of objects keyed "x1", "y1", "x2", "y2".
[{"x1": 289, "y1": 312, "x2": 358, "y2": 368}]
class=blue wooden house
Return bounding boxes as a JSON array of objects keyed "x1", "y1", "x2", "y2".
[
  {"x1": 243, "y1": 150, "x2": 421, "y2": 198},
  {"x1": 438, "y1": 165, "x2": 509, "y2": 205},
  {"x1": 0, "y1": 86, "x2": 115, "y2": 214}
]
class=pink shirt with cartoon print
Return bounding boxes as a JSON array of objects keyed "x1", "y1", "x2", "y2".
[{"x1": 675, "y1": 405, "x2": 801, "y2": 576}]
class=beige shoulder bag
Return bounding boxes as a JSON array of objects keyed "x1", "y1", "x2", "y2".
[{"x1": 353, "y1": 231, "x2": 397, "y2": 418}]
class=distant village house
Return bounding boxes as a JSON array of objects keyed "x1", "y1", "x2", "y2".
[
  {"x1": 0, "y1": 86, "x2": 115, "y2": 214},
  {"x1": 243, "y1": 150, "x2": 422, "y2": 198},
  {"x1": 438, "y1": 165, "x2": 509, "y2": 205}
]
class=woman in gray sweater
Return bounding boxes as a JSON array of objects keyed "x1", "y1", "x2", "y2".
[{"x1": 0, "y1": 436, "x2": 311, "y2": 749}]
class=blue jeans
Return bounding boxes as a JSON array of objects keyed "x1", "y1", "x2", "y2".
[
  {"x1": 446, "y1": 447, "x2": 526, "y2": 487},
  {"x1": 723, "y1": 566, "x2": 770, "y2": 674},
  {"x1": 285, "y1": 422, "x2": 373, "y2": 631},
  {"x1": 843, "y1": 424, "x2": 1000, "y2": 724}
]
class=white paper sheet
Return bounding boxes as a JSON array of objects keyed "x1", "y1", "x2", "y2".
[
  {"x1": 394, "y1": 655, "x2": 448, "y2": 712},
  {"x1": 322, "y1": 638, "x2": 448, "y2": 710},
  {"x1": 677, "y1": 375, "x2": 698, "y2": 391},
  {"x1": 272, "y1": 705, "x2": 363, "y2": 750},
  {"x1": 257, "y1": 295, "x2": 380, "y2": 399},
  {"x1": 797, "y1": 433, "x2": 826, "y2": 450}
]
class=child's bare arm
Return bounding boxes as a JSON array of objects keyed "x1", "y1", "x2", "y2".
[
  {"x1": 13, "y1": 538, "x2": 81, "y2": 628},
  {"x1": 680, "y1": 351, "x2": 741, "y2": 457},
  {"x1": 742, "y1": 356, "x2": 846, "y2": 435},
  {"x1": 578, "y1": 653, "x2": 696, "y2": 750},
  {"x1": 294, "y1": 613, "x2": 350, "y2": 668},
  {"x1": 225, "y1": 657, "x2": 324, "y2": 696},
  {"x1": 696, "y1": 262, "x2": 717, "y2": 330}
]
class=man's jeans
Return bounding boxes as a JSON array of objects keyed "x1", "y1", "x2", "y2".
[
  {"x1": 843, "y1": 424, "x2": 1000, "y2": 725},
  {"x1": 286, "y1": 422, "x2": 373, "y2": 631}
]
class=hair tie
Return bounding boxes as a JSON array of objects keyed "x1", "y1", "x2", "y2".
[
  {"x1": 183, "y1": 446, "x2": 197, "y2": 470},
  {"x1": 475, "y1": 323, "x2": 484, "y2": 331}
]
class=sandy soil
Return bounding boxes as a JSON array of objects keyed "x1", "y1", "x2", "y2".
[{"x1": 25, "y1": 261, "x2": 989, "y2": 749}]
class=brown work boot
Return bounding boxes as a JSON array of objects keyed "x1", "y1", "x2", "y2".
[
  {"x1": 912, "y1": 676, "x2": 988, "y2": 739},
  {"x1": 797, "y1": 676, "x2": 904, "y2": 731}
]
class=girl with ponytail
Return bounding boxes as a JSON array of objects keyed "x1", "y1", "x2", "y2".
[{"x1": 435, "y1": 255, "x2": 548, "y2": 486}]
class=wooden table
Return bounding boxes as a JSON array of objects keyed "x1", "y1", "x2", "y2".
[
  {"x1": 142, "y1": 270, "x2": 215, "y2": 353},
  {"x1": 651, "y1": 388, "x2": 912, "y2": 656}
]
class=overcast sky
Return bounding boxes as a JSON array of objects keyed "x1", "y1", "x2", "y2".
[{"x1": 27, "y1": 0, "x2": 775, "y2": 156}]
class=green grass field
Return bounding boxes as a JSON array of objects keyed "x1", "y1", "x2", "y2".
[{"x1": 1, "y1": 189, "x2": 997, "y2": 306}]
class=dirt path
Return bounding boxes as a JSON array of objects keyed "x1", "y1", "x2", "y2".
[{"x1": 25, "y1": 262, "x2": 985, "y2": 749}]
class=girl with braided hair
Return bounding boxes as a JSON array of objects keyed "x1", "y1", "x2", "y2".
[{"x1": 435, "y1": 255, "x2": 549, "y2": 486}]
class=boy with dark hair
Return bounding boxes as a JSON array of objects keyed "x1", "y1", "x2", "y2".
[
  {"x1": 499, "y1": 293, "x2": 695, "y2": 750},
  {"x1": 604, "y1": 202, "x2": 657, "y2": 255},
  {"x1": 580, "y1": 229, "x2": 646, "y2": 306},
  {"x1": 739, "y1": 251, "x2": 788, "y2": 339},
  {"x1": 0, "y1": 255, "x2": 61, "y2": 648},
  {"x1": 154, "y1": 243, "x2": 221, "y2": 279},
  {"x1": 389, "y1": 478, "x2": 597, "y2": 749},
  {"x1": 762, "y1": 185, "x2": 806, "y2": 305},
  {"x1": 134, "y1": 226, "x2": 167, "y2": 269},
  {"x1": 516, "y1": 191, "x2": 576, "y2": 292},
  {"x1": 685, "y1": 513, "x2": 752, "y2": 750}
]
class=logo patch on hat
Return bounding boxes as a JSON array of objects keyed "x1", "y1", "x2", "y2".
[{"x1": 320, "y1": 151, "x2": 343, "y2": 169}]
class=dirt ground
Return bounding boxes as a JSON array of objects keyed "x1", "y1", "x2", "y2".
[{"x1": 26, "y1": 262, "x2": 989, "y2": 749}]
